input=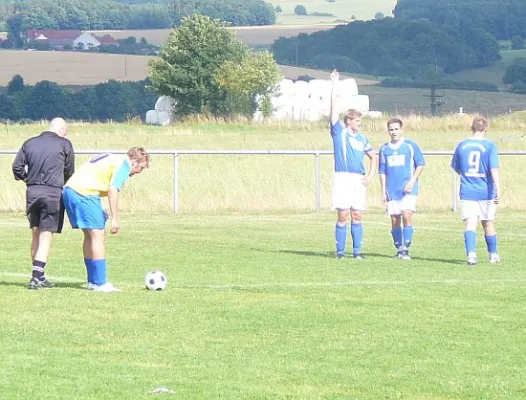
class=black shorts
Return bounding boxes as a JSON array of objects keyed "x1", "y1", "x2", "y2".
[{"x1": 26, "y1": 186, "x2": 65, "y2": 233}]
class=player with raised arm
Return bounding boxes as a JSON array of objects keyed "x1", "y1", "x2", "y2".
[
  {"x1": 451, "y1": 116, "x2": 501, "y2": 266},
  {"x1": 329, "y1": 70, "x2": 377, "y2": 259},
  {"x1": 378, "y1": 118, "x2": 425, "y2": 260},
  {"x1": 63, "y1": 147, "x2": 150, "y2": 292}
]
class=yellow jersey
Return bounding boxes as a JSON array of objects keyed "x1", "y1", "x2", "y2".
[{"x1": 65, "y1": 153, "x2": 131, "y2": 197}]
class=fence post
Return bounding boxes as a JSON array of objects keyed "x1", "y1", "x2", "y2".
[
  {"x1": 315, "y1": 153, "x2": 320, "y2": 212},
  {"x1": 173, "y1": 153, "x2": 179, "y2": 213}
]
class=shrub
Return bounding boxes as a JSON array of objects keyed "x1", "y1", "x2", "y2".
[
  {"x1": 511, "y1": 35, "x2": 525, "y2": 50},
  {"x1": 275, "y1": 5, "x2": 282, "y2": 13},
  {"x1": 294, "y1": 5, "x2": 307, "y2": 15}
]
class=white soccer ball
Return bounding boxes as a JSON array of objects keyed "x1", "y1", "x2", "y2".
[{"x1": 145, "y1": 271, "x2": 167, "y2": 291}]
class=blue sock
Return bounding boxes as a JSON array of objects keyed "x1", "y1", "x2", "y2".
[
  {"x1": 485, "y1": 235, "x2": 498, "y2": 254},
  {"x1": 391, "y1": 227, "x2": 403, "y2": 249},
  {"x1": 464, "y1": 231, "x2": 477, "y2": 255},
  {"x1": 335, "y1": 223, "x2": 347, "y2": 255},
  {"x1": 91, "y1": 259, "x2": 107, "y2": 286},
  {"x1": 403, "y1": 226, "x2": 414, "y2": 248},
  {"x1": 84, "y1": 258, "x2": 95, "y2": 284},
  {"x1": 351, "y1": 223, "x2": 363, "y2": 255}
]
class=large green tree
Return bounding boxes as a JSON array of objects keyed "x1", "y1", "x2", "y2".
[
  {"x1": 149, "y1": 14, "x2": 281, "y2": 117},
  {"x1": 503, "y1": 57, "x2": 526, "y2": 93}
]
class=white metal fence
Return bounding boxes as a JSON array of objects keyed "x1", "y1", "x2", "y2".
[{"x1": 2, "y1": 149, "x2": 525, "y2": 213}]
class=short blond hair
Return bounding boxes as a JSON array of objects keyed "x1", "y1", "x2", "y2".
[
  {"x1": 471, "y1": 116, "x2": 488, "y2": 133},
  {"x1": 127, "y1": 147, "x2": 150, "y2": 167},
  {"x1": 343, "y1": 109, "x2": 362, "y2": 126}
]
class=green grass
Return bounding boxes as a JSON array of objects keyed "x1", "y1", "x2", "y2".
[
  {"x1": 1, "y1": 211, "x2": 526, "y2": 399},
  {"x1": 450, "y1": 49, "x2": 526, "y2": 88},
  {"x1": 274, "y1": 0, "x2": 396, "y2": 25}
]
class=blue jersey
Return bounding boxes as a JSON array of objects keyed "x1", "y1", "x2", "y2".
[
  {"x1": 378, "y1": 138, "x2": 425, "y2": 201},
  {"x1": 451, "y1": 137, "x2": 499, "y2": 200},
  {"x1": 330, "y1": 120, "x2": 373, "y2": 174}
]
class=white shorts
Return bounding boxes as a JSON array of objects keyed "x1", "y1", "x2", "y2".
[
  {"x1": 386, "y1": 195, "x2": 417, "y2": 216},
  {"x1": 461, "y1": 200, "x2": 496, "y2": 221},
  {"x1": 331, "y1": 172, "x2": 366, "y2": 211}
]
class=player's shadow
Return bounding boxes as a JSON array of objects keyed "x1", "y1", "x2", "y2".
[
  {"x1": 0, "y1": 280, "x2": 86, "y2": 290},
  {"x1": 409, "y1": 256, "x2": 465, "y2": 266},
  {"x1": 276, "y1": 250, "x2": 393, "y2": 259}
]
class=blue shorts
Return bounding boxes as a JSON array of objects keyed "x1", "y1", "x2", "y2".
[{"x1": 63, "y1": 187, "x2": 107, "y2": 230}]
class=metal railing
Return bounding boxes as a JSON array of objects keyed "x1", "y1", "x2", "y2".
[{"x1": 2, "y1": 149, "x2": 525, "y2": 213}]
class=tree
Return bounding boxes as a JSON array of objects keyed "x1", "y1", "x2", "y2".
[
  {"x1": 294, "y1": 5, "x2": 307, "y2": 15},
  {"x1": 215, "y1": 50, "x2": 282, "y2": 117},
  {"x1": 511, "y1": 35, "x2": 526, "y2": 50},
  {"x1": 275, "y1": 5, "x2": 282, "y2": 13},
  {"x1": 148, "y1": 14, "x2": 247, "y2": 116},
  {"x1": 23, "y1": 81, "x2": 73, "y2": 120},
  {"x1": 7, "y1": 74, "x2": 25, "y2": 95},
  {"x1": 503, "y1": 57, "x2": 526, "y2": 92},
  {"x1": 374, "y1": 12, "x2": 385, "y2": 20}
]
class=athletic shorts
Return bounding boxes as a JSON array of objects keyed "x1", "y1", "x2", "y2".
[
  {"x1": 63, "y1": 187, "x2": 107, "y2": 230},
  {"x1": 331, "y1": 172, "x2": 367, "y2": 211},
  {"x1": 26, "y1": 186, "x2": 64, "y2": 233},
  {"x1": 386, "y1": 195, "x2": 417, "y2": 216},
  {"x1": 461, "y1": 200, "x2": 496, "y2": 221}
]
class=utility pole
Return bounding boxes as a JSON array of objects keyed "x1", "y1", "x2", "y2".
[{"x1": 422, "y1": 84, "x2": 445, "y2": 116}]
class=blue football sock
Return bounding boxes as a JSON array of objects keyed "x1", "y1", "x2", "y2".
[
  {"x1": 91, "y1": 259, "x2": 107, "y2": 286},
  {"x1": 485, "y1": 235, "x2": 498, "y2": 254},
  {"x1": 403, "y1": 226, "x2": 414, "y2": 248},
  {"x1": 351, "y1": 223, "x2": 363, "y2": 255},
  {"x1": 84, "y1": 258, "x2": 95, "y2": 284},
  {"x1": 335, "y1": 223, "x2": 347, "y2": 255},
  {"x1": 464, "y1": 231, "x2": 477, "y2": 255},
  {"x1": 391, "y1": 227, "x2": 403, "y2": 249}
]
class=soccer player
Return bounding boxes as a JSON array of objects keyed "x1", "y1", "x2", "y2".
[
  {"x1": 451, "y1": 116, "x2": 501, "y2": 266},
  {"x1": 378, "y1": 118, "x2": 425, "y2": 260},
  {"x1": 329, "y1": 69, "x2": 377, "y2": 259},
  {"x1": 12, "y1": 118, "x2": 75, "y2": 289},
  {"x1": 63, "y1": 147, "x2": 150, "y2": 292}
]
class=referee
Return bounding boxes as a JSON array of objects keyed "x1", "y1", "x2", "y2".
[{"x1": 12, "y1": 118, "x2": 75, "y2": 289}]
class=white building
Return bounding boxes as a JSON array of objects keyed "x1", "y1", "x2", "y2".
[{"x1": 72, "y1": 32, "x2": 101, "y2": 49}]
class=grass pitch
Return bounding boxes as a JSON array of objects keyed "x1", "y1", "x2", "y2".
[{"x1": 1, "y1": 211, "x2": 525, "y2": 399}]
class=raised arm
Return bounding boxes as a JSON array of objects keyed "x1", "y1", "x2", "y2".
[{"x1": 330, "y1": 69, "x2": 339, "y2": 125}]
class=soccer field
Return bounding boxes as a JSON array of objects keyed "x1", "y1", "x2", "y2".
[{"x1": 1, "y1": 212, "x2": 525, "y2": 399}]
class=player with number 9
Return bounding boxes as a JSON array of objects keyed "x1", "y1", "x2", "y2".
[
  {"x1": 63, "y1": 147, "x2": 150, "y2": 292},
  {"x1": 451, "y1": 116, "x2": 501, "y2": 266}
]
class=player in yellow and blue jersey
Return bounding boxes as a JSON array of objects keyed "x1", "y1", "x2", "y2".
[
  {"x1": 63, "y1": 147, "x2": 150, "y2": 292},
  {"x1": 379, "y1": 118, "x2": 425, "y2": 260},
  {"x1": 451, "y1": 116, "x2": 501, "y2": 266},
  {"x1": 330, "y1": 70, "x2": 377, "y2": 259}
]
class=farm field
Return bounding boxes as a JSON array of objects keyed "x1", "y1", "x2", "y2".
[
  {"x1": 1, "y1": 211, "x2": 526, "y2": 399},
  {"x1": 89, "y1": 24, "x2": 340, "y2": 46},
  {"x1": 450, "y1": 49, "x2": 526, "y2": 88},
  {"x1": 273, "y1": 0, "x2": 397, "y2": 24}
]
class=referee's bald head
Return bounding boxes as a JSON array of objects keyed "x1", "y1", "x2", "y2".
[{"x1": 49, "y1": 118, "x2": 68, "y2": 138}]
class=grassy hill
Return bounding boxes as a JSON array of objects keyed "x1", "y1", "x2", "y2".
[{"x1": 450, "y1": 49, "x2": 526, "y2": 89}]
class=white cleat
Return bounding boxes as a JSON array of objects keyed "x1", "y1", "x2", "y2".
[
  {"x1": 489, "y1": 253, "x2": 501, "y2": 264},
  {"x1": 467, "y1": 252, "x2": 477, "y2": 266},
  {"x1": 87, "y1": 282, "x2": 122, "y2": 293}
]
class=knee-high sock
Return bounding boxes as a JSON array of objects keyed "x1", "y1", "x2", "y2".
[
  {"x1": 91, "y1": 259, "x2": 107, "y2": 286},
  {"x1": 464, "y1": 231, "x2": 477, "y2": 255},
  {"x1": 391, "y1": 227, "x2": 403, "y2": 249},
  {"x1": 335, "y1": 223, "x2": 347, "y2": 254},
  {"x1": 351, "y1": 223, "x2": 363, "y2": 255},
  {"x1": 403, "y1": 226, "x2": 414, "y2": 248},
  {"x1": 485, "y1": 235, "x2": 498, "y2": 254}
]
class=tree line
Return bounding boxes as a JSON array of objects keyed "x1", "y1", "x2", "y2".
[
  {"x1": 1, "y1": 0, "x2": 275, "y2": 47},
  {"x1": 0, "y1": 76, "x2": 157, "y2": 122},
  {"x1": 272, "y1": 18, "x2": 500, "y2": 80}
]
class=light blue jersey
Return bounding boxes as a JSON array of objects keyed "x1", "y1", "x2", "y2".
[
  {"x1": 451, "y1": 137, "x2": 499, "y2": 200},
  {"x1": 330, "y1": 120, "x2": 372, "y2": 174},
  {"x1": 378, "y1": 138, "x2": 425, "y2": 201}
]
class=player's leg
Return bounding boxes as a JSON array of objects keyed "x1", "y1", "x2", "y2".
[
  {"x1": 481, "y1": 201, "x2": 499, "y2": 263},
  {"x1": 83, "y1": 228, "x2": 107, "y2": 286},
  {"x1": 461, "y1": 200, "x2": 478, "y2": 265},
  {"x1": 31, "y1": 227, "x2": 39, "y2": 262},
  {"x1": 332, "y1": 173, "x2": 351, "y2": 258},
  {"x1": 335, "y1": 208, "x2": 349, "y2": 258},
  {"x1": 350, "y1": 209, "x2": 364, "y2": 259},
  {"x1": 390, "y1": 214, "x2": 403, "y2": 255}
]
